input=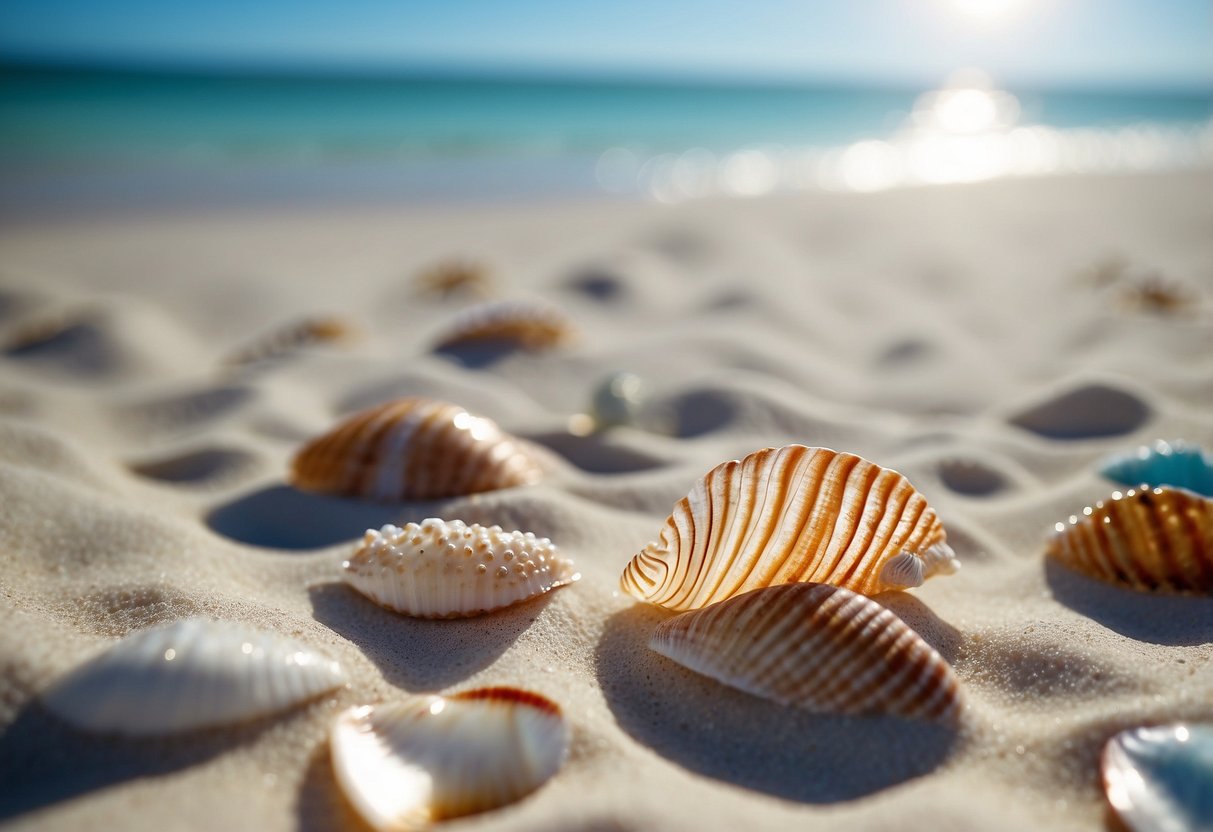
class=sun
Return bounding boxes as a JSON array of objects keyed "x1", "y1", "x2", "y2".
[{"x1": 949, "y1": 0, "x2": 1033, "y2": 24}]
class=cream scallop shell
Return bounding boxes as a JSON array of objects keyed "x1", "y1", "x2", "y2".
[
  {"x1": 330, "y1": 687, "x2": 569, "y2": 831},
  {"x1": 40, "y1": 618, "x2": 347, "y2": 736},
  {"x1": 290, "y1": 397, "x2": 544, "y2": 501},
  {"x1": 343, "y1": 519, "x2": 579, "y2": 618},
  {"x1": 621, "y1": 445, "x2": 958, "y2": 610},
  {"x1": 1047, "y1": 486, "x2": 1213, "y2": 593},
  {"x1": 433, "y1": 299, "x2": 574, "y2": 351},
  {"x1": 650, "y1": 583, "x2": 963, "y2": 722}
]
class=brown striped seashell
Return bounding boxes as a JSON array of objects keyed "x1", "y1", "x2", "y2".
[
  {"x1": 222, "y1": 316, "x2": 355, "y2": 370},
  {"x1": 1047, "y1": 486, "x2": 1213, "y2": 593},
  {"x1": 651, "y1": 583, "x2": 962, "y2": 722},
  {"x1": 344, "y1": 519, "x2": 578, "y2": 618},
  {"x1": 413, "y1": 260, "x2": 494, "y2": 299},
  {"x1": 330, "y1": 687, "x2": 569, "y2": 831},
  {"x1": 290, "y1": 397, "x2": 544, "y2": 501},
  {"x1": 433, "y1": 299, "x2": 574, "y2": 352},
  {"x1": 621, "y1": 445, "x2": 958, "y2": 611}
]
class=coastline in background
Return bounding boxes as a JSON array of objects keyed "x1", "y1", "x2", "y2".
[{"x1": 2, "y1": 62, "x2": 1210, "y2": 218}]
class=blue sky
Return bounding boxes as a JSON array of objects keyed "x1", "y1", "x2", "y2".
[{"x1": 1, "y1": 0, "x2": 1210, "y2": 88}]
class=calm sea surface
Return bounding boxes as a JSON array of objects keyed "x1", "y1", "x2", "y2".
[{"x1": 2, "y1": 65, "x2": 1210, "y2": 214}]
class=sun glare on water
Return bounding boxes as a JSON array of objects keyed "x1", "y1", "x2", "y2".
[{"x1": 948, "y1": 0, "x2": 1033, "y2": 24}]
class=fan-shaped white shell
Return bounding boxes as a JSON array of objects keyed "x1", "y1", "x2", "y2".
[
  {"x1": 650, "y1": 583, "x2": 963, "y2": 722},
  {"x1": 343, "y1": 519, "x2": 579, "y2": 618},
  {"x1": 621, "y1": 444, "x2": 959, "y2": 611},
  {"x1": 330, "y1": 688, "x2": 569, "y2": 831},
  {"x1": 1102, "y1": 723, "x2": 1213, "y2": 832},
  {"x1": 41, "y1": 618, "x2": 347, "y2": 735}
]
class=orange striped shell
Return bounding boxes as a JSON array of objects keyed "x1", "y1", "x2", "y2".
[
  {"x1": 433, "y1": 299, "x2": 574, "y2": 351},
  {"x1": 621, "y1": 445, "x2": 958, "y2": 611},
  {"x1": 222, "y1": 316, "x2": 354, "y2": 369},
  {"x1": 1047, "y1": 486, "x2": 1213, "y2": 593},
  {"x1": 651, "y1": 583, "x2": 962, "y2": 721},
  {"x1": 290, "y1": 398, "x2": 544, "y2": 501}
]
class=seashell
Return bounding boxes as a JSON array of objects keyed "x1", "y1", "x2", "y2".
[
  {"x1": 433, "y1": 299, "x2": 574, "y2": 352},
  {"x1": 589, "y1": 371, "x2": 649, "y2": 429},
  {"x1": 41, "y1": 618, "x2": 347, "y2": 736},
  {"x1": 1102, "y1": 723, "x2": 1213, "y2": 832},
  {"x1": 620, "y1": 445, "x2": 959, "y2": 610},
  {"x1": 413, "y1": 260, "x2": 493, "y2": 299},
  {"x1": 344, "y1": 519, "x2": 578, "y2": 618},
  {"x1": 650, "y1": 583, "x2": 962, "y2": 722},
  {"x1": 330, "y1": 687, "x2": 568, "y2": 831},
  {"x1": 1117, "y1": 273, "x2": 1197, "y2": 315},
  {"x1": 1047, "y1": 486, "x2": 1213, "y2": 593},
  {"x1": 222, "y1": 316, "x2": 355, "y2": 370},
  {"x1": 290, "y1": 397, "x2": 544, "y2": 501},
  {"x1": 1099, "y1": 439, "x2": 1213, "y2": 497}
]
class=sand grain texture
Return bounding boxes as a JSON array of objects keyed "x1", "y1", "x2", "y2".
[{"x1": 1, "y1": 171, "x2": 1211, "y2": 831}]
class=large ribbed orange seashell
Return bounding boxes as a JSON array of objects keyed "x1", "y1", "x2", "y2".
[
  {"x1": 433, "y1": 299, "x2": 574, "y2": 352},
  {"x1": 290, "y1": 398, "x2": 543, "y2": 501},
  {"x1": 1047, "y1": 486, "x2": 1213, "y2": 593},
  {"x1": 651, "y1": 583, "x2": 962, "y2": 721},
  {"x1": 621, "y1": 445, "x2": 958, "y2": 610}
]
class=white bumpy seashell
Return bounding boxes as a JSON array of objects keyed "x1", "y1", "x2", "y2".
[
  {"x1": 41, "y1": 618, "x2": 347, "y2": 735},
  {"x1": 290, "y1": 397, "x2": 544, "y2": 501},
  {"x1": 1048, "y1": 486, "x2": 1213, "y2": 593},
  {"x1": 432, "y1": 298, "x2": 574, "y2": 351},
  {"x1": 1102, "y1": 723, "x2": 1213, "y2": 832},
  {"x1": 650, "y1": 583, "x2": 963, "y2": 722},
  {"x1": 1099, "y1": 439, "x2": 1213, "y2": 497},
  {"x1": 621, "y1": 445, "x2": 958, "y2": 610},
  {"x1": 330, "y1": 687, "x2": 569, "y2": 831},
  {"x1": 344, "y1": 519, "x2": 579, "y2": 618}
]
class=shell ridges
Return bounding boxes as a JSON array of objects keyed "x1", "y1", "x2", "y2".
[
  {"x1": 290, "y1": 397, "x2": 543, "y2": 501},
  {"x1": 650, "y1": 583, "x2": 963, "y2": 722},
  {"x1": 343, "y1": 519, "x2": 578, "y2": 618},
  {"x1": 1047, "y1": 485, "x2": 1213, "y2": 593},
  {"x1": 621, "y1": 445, "x2": 958, "y2": 610}
]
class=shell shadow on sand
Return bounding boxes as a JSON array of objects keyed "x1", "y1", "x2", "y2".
[
  {"x1": 1044, "y1": 558, "x2": 1213, "y2": 646},
  {"x1": 207, "y1": 485, "x2": 403, "y2": 550},
  {"x1": 296, "y1": 742, "x2": 371, "y2": 832},
  {"x1": 524, "y1": 431, "x2": 667, "y2": 475},
  {"x1": 1009, "y1": 383, "x2": 1149, "y2": 440},
  {"x1": 308, "y1": 583, "x2": 553, "y2": 690},
  {"x1": 594, "y1": 604, "x2": 961, "y2": 804},
  {"x1": 0, "y1": 700, "x2": 281, "y2": 822}
]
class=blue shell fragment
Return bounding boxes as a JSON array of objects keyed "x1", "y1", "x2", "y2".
[{"x1": 1099, "y1": 439, "x2": 1213, "y2": 497}]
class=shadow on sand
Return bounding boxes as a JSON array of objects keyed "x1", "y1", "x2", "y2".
[
  {"x1": 594, "y1": 603, "x2": 960, "y2": 805},
  {"x1": 207, "y1": 485, "x2": 413, "y2": 550},
  {"x1": 1045, "y1": 558, "x2": 1213, "y2": 646},
  {"x1": 309, "y1": 583, "x2": 552, "y2": 690},
  {"x1": 0, "y1": 701, "x2": 282, "y2": 822}
]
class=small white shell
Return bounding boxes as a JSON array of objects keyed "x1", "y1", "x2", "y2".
[
  {"x1": 330, "y1": 688, "x2": 569, "y2": 831},
  {"x1": 41, "y1": 618, "x2": 347, "y2": 736},
  {"x1": 621, "y1": 445, "x2": 958, "y2": 610},
  {"x1": 650, "y1": 583, "x2": 963, "y2": 722},
  {"x1": 1102, "y1": 723, "x2": 1213, "y2": 832},
  {"x1": 343, "y1": 519, "x2": 579, "y2": 618}
]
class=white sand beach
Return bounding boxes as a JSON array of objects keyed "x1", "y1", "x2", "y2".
[{"x1": 1, "y1": 169, "x2": 1211, "y2": 831}]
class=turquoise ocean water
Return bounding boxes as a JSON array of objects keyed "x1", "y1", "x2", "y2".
[{"x1": 1, "y1": 64, "x2": 1210, "y2": 215}]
